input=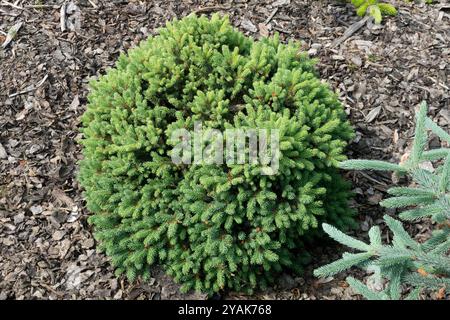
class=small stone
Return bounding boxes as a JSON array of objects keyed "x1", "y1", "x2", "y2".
[
  {"x1": 52, "y1": 230, "x2": 66, "y2": 241},
  {"x1": 3, "y1": 237, "x2": 14, "y2": 246},
  {"x1": 308, "y1": 48, "x2": 317, "y2": 56},
  {"x1": 350, "y1": 56, "x2": 362, "y2": 67},
  {"x1": 94, "y1": 48, "x2": 104, "y2": 55},
  {"x1": 110, "y1": 279, "x2": 118, "y2": 290},
  {"x1": 8, "y1": 139, "x2": 19, "y2": 148},
  {"x1": 30, "y1": 205, "x2": 43, "y2": 215},
  {"x1": 14, "y1": 213, "x2": 25, "y2": 224},
  {"x1": 67, "y1": 206, "x2": 79, "y2": 223},
  {"x1": 78, "y1": 254, "x2": 88, "y2": 261},
  {"x1": 241, "y1": 18, "x2": 257, "y2": 33},
  {"x1": 419, "y1": 161, "x2": 434, "y2": 172},
  {"x1": 140, "y1": 27, "x2": 148, "y2": 35},
  {"x1": 53, "y1": 49, "x2": 65, "y2": 61},
  {"x1": 81, "y1": 238, "x2": 95, "y2": 249},
  {"x1": 69, "y1": 95, "x2": 80, "y2": 110},
  {"x1": 367, "y1": 274, "x2": 385, "y2": 292},
  {"x1": 27, "y1": 144, "x2": 41, "y2": 154},
  {"x1": 65, "y1": 264, "x2": 83, "y2": 290}
]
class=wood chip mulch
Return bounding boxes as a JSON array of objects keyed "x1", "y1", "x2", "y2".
[{"x1": 0, "y1": 0, "x2": 448, "y2": 300}]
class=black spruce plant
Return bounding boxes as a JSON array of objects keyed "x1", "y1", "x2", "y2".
[{"x1": 79, "y1": 14, "x2": 355, "y2": 295}]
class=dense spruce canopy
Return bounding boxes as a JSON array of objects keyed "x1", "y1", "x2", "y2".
[{"x1": 79, "y1": 14, "x2": 355, "y2": 295}]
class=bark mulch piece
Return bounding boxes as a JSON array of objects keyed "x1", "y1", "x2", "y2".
[{"x1": 0, "y1": 0, "x2": 448, "y2": 300}]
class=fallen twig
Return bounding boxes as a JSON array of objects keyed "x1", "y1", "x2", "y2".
[
  {"x1": 25, "y1": 4, "x2": 61, "y2": 9},
  {"x1": 193, "y1": 5, "x2": 232, "y2": 14},
  {"x1": 87, "y1": 0, "x2": 97, "y2": 8},
  {"x1": 273, "y1": 26, "x2": 290, "y2": 34},
  {"x1": 9, "y1": 74, "x2": 49, "y2": 98},
  {"x1": 60, "y1": 2, "x2": 66, "y2": 32},
  {"x1": 1, "y1": 0, "x2": 23, "y2": 10},
  {"x1": 2, "y1": 21, "x2": 23, "y2": 48},
  {"x1": 331, "y1": 16, "x2": 371, "y2": 48},
  {"x1": 264, "y1": 7, "x2": 279, "y2": 25}
]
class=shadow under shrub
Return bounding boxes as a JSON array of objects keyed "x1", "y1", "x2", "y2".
[{"x1": 78, "y1": 14, "x2": 355, "y2": 295}]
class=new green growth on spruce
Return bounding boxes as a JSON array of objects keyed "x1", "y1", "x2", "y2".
[
  {"x1": 79, "y1": 14, "x2": 355, "y2": 295},
  {"x1": 314, "y1": 102, "x2": 450, "y2": 300},
  {"x1": 349, "y1": 0, "x2": 397, "y2": 24},
  {"x1": 348, "y1": 0, "x2": 436, "y2": 24}
]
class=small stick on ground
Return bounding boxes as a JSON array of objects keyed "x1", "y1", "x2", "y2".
[
  {"x1": 9, "y1": 74, "x2": 49, "y2": 98},
  {"x1": 273, "y1": 26, "x2": 291, "y2": 34},
  {"x1": 264, "y1": 7, "x2": 279, "y2": 25},
  {"x1": 1, "y1": 0, "x2": 23, "y2": 10},
  {"x1": 2, "y1": 21, "x2": 23, "y2": 48},
  {"x1": 87, "y1": 0, "x2": 97, "y2": 8},
  {"x1": 193, "y1": 5, "x2": 232, "y2": 14},
  {"x1": 25, "y1": 4, "x2": 61, "y2": 9},
  {"x1": 60, "y1": 2, "x2": 66, "y2": 32},
  {"x1": 331, "y1": 16, "x2": 371, "y2": 48}
]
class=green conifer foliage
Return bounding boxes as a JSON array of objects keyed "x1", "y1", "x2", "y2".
[
  {"x1": 349, "y1": 0, "x2": 397, "y2": 24},
  {"x1": 314, "y1": 102, "x2": 450, "y2": 300},
  {"x1": 79, "y1": 14, "x2": 355, "y2": 295}
]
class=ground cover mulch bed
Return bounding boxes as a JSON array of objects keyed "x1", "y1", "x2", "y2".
[{"x1": 0, "y1": 0, "x2": 448, "y2": 300}]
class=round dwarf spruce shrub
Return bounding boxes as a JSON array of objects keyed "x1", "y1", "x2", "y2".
[{"x1": 79, "y1": 14, "x2": 355, "y2": 295}]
